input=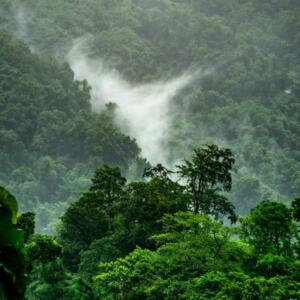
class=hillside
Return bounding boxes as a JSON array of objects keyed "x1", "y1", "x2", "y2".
[
  {"x1": 1, "y1": 0, "x2": 299, "y2": 214},
  {"x1": 0, "y1": 31, "x2": 144, "y2": 231}
]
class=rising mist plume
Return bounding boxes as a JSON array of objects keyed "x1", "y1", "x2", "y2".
[{"x1": 67, "y1": 40, "x2": 214, "y2": 165}]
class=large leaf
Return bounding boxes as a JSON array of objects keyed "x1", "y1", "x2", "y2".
[{"x1": 0, "y1": 186, "x2": 18, "y2": 224}]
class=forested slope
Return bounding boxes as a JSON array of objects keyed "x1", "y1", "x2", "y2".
[
  {"x1": 0, "y1": 1, "x2": 300, "y2": 299},
  {"x1": 1, "y1": 0, "x2": 299, "y2": 214},
  {"x1": 0, "y1": 31, "x2": 143, "y2": 231}
]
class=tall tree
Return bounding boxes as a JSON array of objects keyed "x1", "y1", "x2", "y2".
[
  {"x1": 177, "y1": 145, "x2": 237, "y2": 222},
  {"x1": 291, "y1": 197, "x2": 300, "y2": 222}
]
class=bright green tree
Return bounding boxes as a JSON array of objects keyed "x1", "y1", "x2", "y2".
[{"x1": 241, "y1": 200, "x2": 295, "y2": 256}]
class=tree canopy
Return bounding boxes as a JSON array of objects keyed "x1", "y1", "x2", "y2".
[{"x1": 0, "y1": 0, "x2": 299, "y2": 298}]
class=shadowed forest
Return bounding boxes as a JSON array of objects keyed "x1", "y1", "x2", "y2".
[{"x1": 0, "y1": 0, "x2": 300, "y2": 299}]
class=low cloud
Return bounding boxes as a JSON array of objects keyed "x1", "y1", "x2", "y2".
[{"x1": 67, "y1": 40, "x2": 214, "y2": 165}]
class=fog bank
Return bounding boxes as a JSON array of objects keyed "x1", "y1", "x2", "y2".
[{"x1": 67, "y1": 43, "x2": 213, "y2": 165}]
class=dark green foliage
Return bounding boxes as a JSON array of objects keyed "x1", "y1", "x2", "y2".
[
  {"x1": 0, "y1": 187, "x2": 25, "y2": 300},
  {"x1": 0, "y1": 30, "x2": 142, "y2": 228},
  {"x1": 255, "y1": 254, "x2": 290, "y2": 278},
  {"x1": 143, "y1": 163, "x2": 173, "y2": 179},
  {"x1": 59, "y1": 191, "x2": 111, "y2": 271},
  {"x1": 59, "y1": 166, "x2": 129, "y2": 271},
  {"x1": 0, "y1": 186, "x2": 18, "y2": 225},
  {"x1": 59, "y1": 165, "x2": 188, "y2": 271},
  {"x1": 90, "y1": 165, "x2": 127, "y2": 201},
  {"x1": 0, "y1": 187, "x2": 92, "y2": 300},
  {"x1": 291, "y1": 196, "x2": 300, "y2": 222},
  {"x1": 178, "y1": 145, "x2": 237, "y2": 222},
  {"x1": 17, "y1": 212, "x2": 35, "y2": 242},
  {"x1": 25, "y1": 259, "x2": 95, "y2": 300},
  {"x1": 122, "y1": 177, "x2": 188, "y2": 249},
  {"x1": 178, "y1": 145, "x2": 235, "y2": 192},
  {"x1": 79, "y1": 233, "x2": 125, "y2": 282},
  {"x1": 26, "y1": 235, "x2": 62, "y2": 264}
]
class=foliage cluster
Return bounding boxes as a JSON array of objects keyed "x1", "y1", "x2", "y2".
[
  {"x1": 0, "y1": 1, "x2": 299, "y2": 297},
  {"x1": 2, "y1": 145, "x2": 300, "y2": 299},
  {"x1": 0, "y1": 31, "x2": 144, "y2": 231}
]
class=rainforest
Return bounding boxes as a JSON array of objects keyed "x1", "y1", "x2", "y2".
[{"x1": 0, "y1": 0, "x2": 299, "y2": 299}]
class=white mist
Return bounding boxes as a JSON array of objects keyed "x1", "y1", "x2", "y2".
[{"x1": 67, "y1": 43, "x2": 212, "y2": 165}]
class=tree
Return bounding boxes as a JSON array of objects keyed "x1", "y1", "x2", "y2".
[
  {"x1": 59, "y1": 191, "x2": 110, "y2": 271},
  {"x1": 17, "y1": 212, "x2": 35, "y2": 242},
  {"x1": 25, "y1": 259, "x2": 95, "y2": 300},
  {"x1": 25, "y1": 235, "x2": 62, "y2": 265},
  {"x1": 75, "y1": 164, "x2": 188, "y2": 282},
  {"x1": 94, "y1": 248, "x2": 156, "y2": 300},
  {"x1": 59, "y1": 166, "x2": 126, "y2": 271},
  {"x1": 122, "y1": 165, "x2": 188, "y2": 250},
  {"x1": 143, "y1": 163, "x2": 173, "y2": 179},
  {"x1": 255, "y1": 253, "x2": 290, "y2": 278},
  {"x1": 177, "y1": 144, "x2": 237, "y2": 222},
  {"x1": 185, "y1": 271, "x2": 300, "y2": 300},
  {"x1": 94, "y1": 212, "x2": 248, "y2": 299},
  {"x1": 0, "y1": 187, "x2": 25, "y2": 300},
  {"x1": 90, "y1": 165, "x2": 126, "y2": 203},
  {"x1": 241, "y1": 200, "x2": 295, "y2": 256},
  {"x1": 291, "y1": 196, "x2": 300, "y2": 222}
]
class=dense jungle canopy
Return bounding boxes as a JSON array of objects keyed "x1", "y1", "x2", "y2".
[{"x1": 0, "y1": 0, "x2": 299, "y2": 299}]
